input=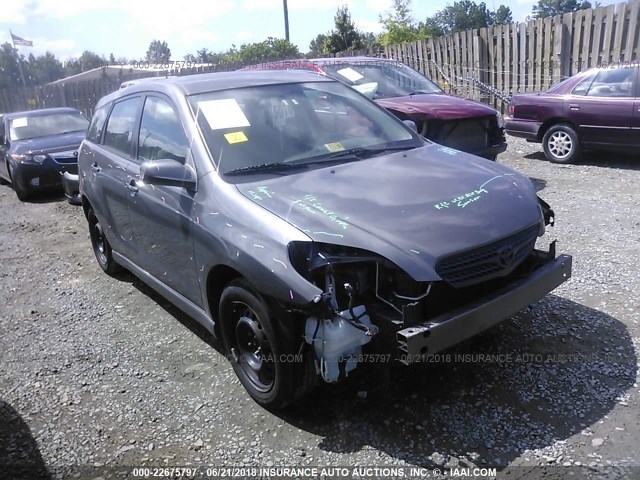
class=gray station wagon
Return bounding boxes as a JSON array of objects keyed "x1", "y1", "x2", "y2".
[{"x1": 79, "y1": 71, "x2": 571, "y2": 408}]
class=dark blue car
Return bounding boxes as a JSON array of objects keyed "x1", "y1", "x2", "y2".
[{"x1": 0, "y1": 107, "x2": 89, "y2": 201}]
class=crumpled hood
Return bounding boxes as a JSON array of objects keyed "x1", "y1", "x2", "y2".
[
  {"x1": 236, "y1": 144, "x2": 541, "y2": 281},
  {"x1": 376, "y1": 93, "x2": 498, "y2": 120},
  {"x1": 11, "y1": 131, "x2": 86, "y2": 155}
]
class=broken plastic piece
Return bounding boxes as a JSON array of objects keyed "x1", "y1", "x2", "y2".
[{"x1": 304, "y1": 305, "x2": 378, "y2": 383}]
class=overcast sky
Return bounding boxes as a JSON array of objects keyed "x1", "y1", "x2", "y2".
[{"x1": 0, "y1": 0, "x2": 621, "y2": 62}]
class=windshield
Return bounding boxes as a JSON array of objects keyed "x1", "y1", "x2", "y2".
[
  {"x1": 321, "y1": 61, "x2": 442, "y2": 99},
  {"x1": 9, "y1": 112, "x2": 89, "y2": 141},
  {"x1": 189, "y1": 81, "x2": 423, "y2": 176}
]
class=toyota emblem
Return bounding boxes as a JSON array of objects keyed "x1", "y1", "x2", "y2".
[{"x1": 498, "y1": 246, "x2": 515, "y2": 267}]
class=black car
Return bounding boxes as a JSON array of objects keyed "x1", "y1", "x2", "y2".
[
  {"x1": 0, "y1": 107, "x2": 89, "y2": 200},
  {"x1": 79, "y1": 71, "x2": 571, "y2": 408}
]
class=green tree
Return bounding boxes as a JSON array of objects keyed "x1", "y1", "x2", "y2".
[
  {"x1": 418, "y1": 17, "x2": 445, "y2": 37},
  {"x1": 0, "y1": 42, "x2": 23, "y2": 88},
  {"x1": 419, "y1": 2, "x2": 514, "y2": 36},
  {"x1": 435, "y1": 1, "x2": 494, "y2": 33},
  {"x1": 324, "y1": 5, "x2": 365, "y2": 53},
  {"x1": 231, "y1": 37, "x2": 300, "y2": 65},
  {"x1": 307, "y1": 6, "x2": 367, "y2": 55},
  {"x1": 361, "y1": 32, "x2": 379, "y2": 48},
  {"x1": 494, "y1": 5, "x2": 513, "y2": 24},
  {"x1": 183, "y1": 48, "x2": 232, "y2": 66},
  {"x1": 25, "y1": 52, "x2": 64, "y2": 84},
  {"x1": 145, "y1": 40, "x2": 171, "y2": 63},
  {"x1": 379, "y1": 0, "x2": 426, "y2": 46},
  {"x1": 196, "y1": 48, "x2": 211, "y2": 62},
  {"x1": 308, "y1": 34, "x2": 330, "y2": 57},
  {"x1": 186, "y1": 38, "x2": 299, "y2": 69},
  {"x1": 63, "y1": 50, "x2": 106, "y2": 77},
  {"x1": 532, "y1": 0, "x2": 592, "y2": 18}
]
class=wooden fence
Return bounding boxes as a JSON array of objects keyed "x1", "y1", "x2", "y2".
[{"x1": 340, "y1": 0, "x2": 640, "y2": 110}]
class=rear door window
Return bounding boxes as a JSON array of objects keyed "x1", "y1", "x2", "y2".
[{"x1": 103, "y1": 97, "x2": 141, "y2": 156}]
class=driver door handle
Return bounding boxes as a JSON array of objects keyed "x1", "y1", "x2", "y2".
[{"x1": 91, "y1": 161, "x2": 101, "y2": 172}]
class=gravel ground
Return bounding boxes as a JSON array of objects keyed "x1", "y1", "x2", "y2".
[{"x1": 1, "y1": 137, "x2": 639, "y2": 479}]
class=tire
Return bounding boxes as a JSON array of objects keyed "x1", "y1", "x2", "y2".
[
  {"x1": 0, "y1": 162, "x2": 9, "y2": 185},
  {"x1": 14, "y1": 187, "x2": 30, "y2": 201},
  {"x1": 542, "y1": 124, "x2": 582, "y2": 164},
  {"x1": 219, "y1": 279, "x2": 309, "y2": 408},
  {"x1": 87, "y1": 207, "x2": 121, "y2": 275},
  {"x1": 6, "y1": 162, "x2": 30, "y2": 201}
]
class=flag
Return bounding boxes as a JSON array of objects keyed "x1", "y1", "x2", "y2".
[{"x1": 11, "y1": 33, "x2": 33, "y2": 47}]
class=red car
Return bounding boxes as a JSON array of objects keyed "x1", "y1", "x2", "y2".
[
  {"x1": 243, "y1": 57, "x2": 507, "y2": 160},
  {"x1": 506, "y1": 65, "x2": 640, "y2": 163}
]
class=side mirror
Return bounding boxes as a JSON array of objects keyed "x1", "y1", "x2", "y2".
[
  {"x1": 403, "y1": 119, "x2": 418, "y2": 132},
  {"x1": 140, "y1": 159, "x2": 196, "y2": 190}
]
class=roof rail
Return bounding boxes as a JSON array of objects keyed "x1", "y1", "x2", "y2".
[{"x1": 119, "y1": 76, "x2": 174, "y2": 89}]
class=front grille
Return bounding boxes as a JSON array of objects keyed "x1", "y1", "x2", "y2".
[
  {"x1": 436, "y1": 223, "x2": 539, "y2": 288},
  {"x1": 439, "y1": 117, "x2": 490, "y2": 152}
]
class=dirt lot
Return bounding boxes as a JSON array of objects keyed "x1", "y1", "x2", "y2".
[{"x1": 1, "y1": 137, "x2": 639, "y2": 479}]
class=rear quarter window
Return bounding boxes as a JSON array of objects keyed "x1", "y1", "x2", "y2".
[
  {"x1": 571, "y1": 73, "x2": 596, "y2": 96},
  {"x1": 86, "y1": 105, "x2": 109, "y2": 143}
]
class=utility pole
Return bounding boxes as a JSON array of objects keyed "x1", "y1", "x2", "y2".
[{"x1": 283, "y1": 0, "x2": 290, "y2": 42}]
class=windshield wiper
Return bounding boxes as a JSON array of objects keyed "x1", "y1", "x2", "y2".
[
  {"x1": 408, "y1": 90, "x2": 437, "y2": 96},
  {"x1": 322, "y1": 144, "x2": 416, "y2": 161},
  {"x1": 224, "y1": 162, "x2": 307, "y2": 176}
]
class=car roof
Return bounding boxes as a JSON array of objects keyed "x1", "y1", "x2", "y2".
[
  {"x1": 98, "y1": 70, "x2": 334, "y2": 108},
  {"x1": 4, "y1": 107, "x2": 82, "y2": 119}
]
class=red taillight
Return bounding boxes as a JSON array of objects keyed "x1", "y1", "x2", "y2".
[{"x1": 509, "y1": 105, "x2": 515, "y2": 115}]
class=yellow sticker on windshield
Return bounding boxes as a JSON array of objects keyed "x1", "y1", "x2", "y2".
[
  {"x1": 324, "y1": 142, "x2": 344, "y2": 152},
  {"x1": 224, "y1": 131, "x2": 248, "y2": 144}
]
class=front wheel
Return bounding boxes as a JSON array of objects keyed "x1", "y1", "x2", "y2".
[
  {"x1": 219, "y1": 280, "x2": 309, "y2": 408},
  {"x1": 7, "y1": 162, "x2": 30, "y2": 201},
  {"x1": 87, "y1": 207, "x2": 121, "y2": 275},
  {"x1": 542, "y1": 124, "x2": 582, "y2": 164}
]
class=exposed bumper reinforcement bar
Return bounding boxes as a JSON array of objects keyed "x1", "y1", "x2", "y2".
[{"x1": 396, "y1": 254, "x2": 572, "y2": 364}]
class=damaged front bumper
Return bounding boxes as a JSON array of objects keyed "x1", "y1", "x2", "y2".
[{"x1": 396, "y1": 253, "x2": 572, "y2": 364}]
